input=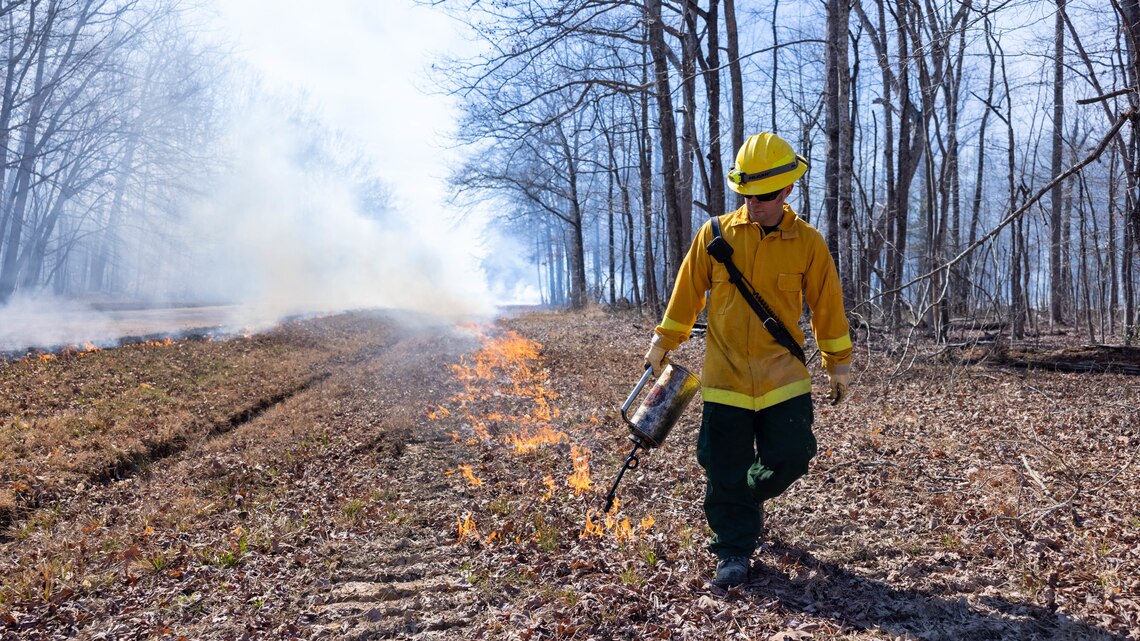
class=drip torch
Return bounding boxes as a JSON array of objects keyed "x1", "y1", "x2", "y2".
[{"x1": 603, "y1": 363, "x2": 701, "y2": 512}]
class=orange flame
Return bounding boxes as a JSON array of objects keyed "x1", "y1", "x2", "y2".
[
  {"x1": 567, "y1": 445, "x2": 594, "y2": 495},
  {"x1": 445, "y1": 331, "x2": 560, "y2": 424},
  {"x1": 541, "y1": 475, "x2": 556, "y2": 501},
  {"x1": 457, "y1": 513, "x2": 478, "y2": 543},
  {"x1": 456, "y1": 465, "x2": 483, "y2": 487},
  {"x1": 580, "y1": 507, "x2": 656, "y2": 542},
  {"x1": 505, "y1": 425, "x2": 569, "y2": 454},
  {"x1": 613, "y1": 516, "x2": 634, "y2": 542},
  {"x1": 581, "y1": 511, "x2": 604, "y2": 538}
]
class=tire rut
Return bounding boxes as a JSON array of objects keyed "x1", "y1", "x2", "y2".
[{"x1": 308, "y1": 441, "x2": 486, "y2": 640}]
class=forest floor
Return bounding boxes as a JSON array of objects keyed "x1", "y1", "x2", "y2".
[{"x1": 0, "y1": 308, "x2": 1137, "y2": 640}]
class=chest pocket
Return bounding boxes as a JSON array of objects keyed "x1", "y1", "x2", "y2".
[{"x1": 777, "y1": 272, "x2": 803, "y2": 293}]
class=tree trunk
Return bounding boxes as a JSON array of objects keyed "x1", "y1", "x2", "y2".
[
  {"x1": 0, "y1": 12, "x2": 52, "y2": 303},
  {"x1": 724, "y1": 0, "x2": 744, "y2": 211},
  {"x1": 1050, "y1": 0, "x2": 1066, "y2": 324},
  {"x1": 637, "y1": 36, "x2": 660, "y2": 314},
  {"x1": 678, "y1": 2, "x2": 697, "y2": 258},
  {"x1": 703, "y1": 0, "x2": 725, "y2": 216},
  {"x1": 969, "y1": 12, "x2": 998, "y2": 318},
  {"x1": 560, "y1": 131, "x2": 589, "y2": 309},
  {"x1": 823, "y1": 0, "x2": 850, "y2": 281},
  {"x1": 770, "y1": 0, "x2": 779, "y2": 133},
  {"x1": 621, "y1": 176, "x2": 641, "y2": 307},
  {"x1": 646, "y1": 0, "x2": 685, "y2": 289}
]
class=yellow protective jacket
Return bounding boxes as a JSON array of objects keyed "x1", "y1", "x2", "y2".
[{"x1": 655, "y1": 204, "x2": 852, "y2": 411}]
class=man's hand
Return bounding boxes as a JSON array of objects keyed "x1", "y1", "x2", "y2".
[
  {"x1": 828, "y1": 370, "x2": 850, "y2": 405},
  {"x1": 644, "y1": 334, "x2": 670, "y2": 376}
]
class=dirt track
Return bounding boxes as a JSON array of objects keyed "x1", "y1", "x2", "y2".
[{"x1": 1, "y1": 309, "x2": 1138, "y2": 640}]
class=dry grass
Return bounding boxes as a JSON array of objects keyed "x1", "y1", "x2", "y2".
[{"x1": 0, "y1": 314, "x2": 394, "y2": 531}]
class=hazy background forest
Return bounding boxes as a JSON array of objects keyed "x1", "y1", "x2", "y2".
[
  {"x1": 0, "y1": 0, "x2": 492, "y2": 350},
  {"x1": 441, "y1": 0, "x2": 1140, "y2": 347},
  {"x1": 1, "y1": 0, "x2": 1139, "y2": 346}
]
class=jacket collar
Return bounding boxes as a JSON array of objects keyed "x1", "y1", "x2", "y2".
[{"x1": 725, "y1": 204, "x2": 800, "y2": 238}]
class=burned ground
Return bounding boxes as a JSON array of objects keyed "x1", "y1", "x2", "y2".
[{"x1": 0, "y1": 309, "x2": 1137, "y2": 640}]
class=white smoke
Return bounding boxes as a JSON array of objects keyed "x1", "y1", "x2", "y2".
[
  {"x1": 0, "y1": 295, "x2": 115, "y2": 352},
  {"x1": 0, "y1": 102, "x2": 494, "y2": 353},
  {"x1": 182, "y1": 104, "x2": 494, "y2": 329}
]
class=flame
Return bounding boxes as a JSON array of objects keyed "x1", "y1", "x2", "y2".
[
  {"x1": 455, "y1": 465, "x2": 483, "y2": 487},
  {"x1": 579, "y1": 509, "x2": 653, "y2": 542},
  {"x1": 467, "y1": 419, "x2": 492, "y2": 443},
  {"x1": 445, "y1": 331, "x2": 559, "y2": 421},
  {"x1": 581, "y1": 511, "x2": 604, "y2": 538},
  {"x1": 540, "y1": 475, "x2": 556, "y2": 501},
  {"x1": 613, "y1": 516, "x2": 634, "y2": 542},
  {"x1": 37, "y1": 353, "x2": 54, "y2": 361},
  {"x1": 436, "y1": 330, "x2": 567, "y2": 447},
  {"x1": 457, "y1": 513, "x2": 478, "y2": 543},
  {"x1": 567, "y1": 445, "x2": 594, "y2": 495},
  {"x1": 505, "y1": 425, "x2": 569, "y2": 454}
]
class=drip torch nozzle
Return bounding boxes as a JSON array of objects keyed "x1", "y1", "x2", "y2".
[{"x1": 602, "y1": 439, "x2": 642, "y2": 512}]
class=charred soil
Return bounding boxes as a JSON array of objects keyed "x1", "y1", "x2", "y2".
[{"x1": 0, "y1": 309, "x2": 1137, "y2": 640}]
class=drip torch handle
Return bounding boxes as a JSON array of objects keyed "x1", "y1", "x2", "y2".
[{"x1": 621, "y1": 366, "x2": 655, "y2": 425}]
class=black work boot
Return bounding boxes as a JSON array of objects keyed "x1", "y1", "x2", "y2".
[{"x1": 713, "y1": 556, "x2": 749, "y2": 587}]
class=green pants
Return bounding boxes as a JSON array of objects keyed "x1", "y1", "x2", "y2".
[{"x1": 696, "y1": 394, "x2": 816, "y2": 559}]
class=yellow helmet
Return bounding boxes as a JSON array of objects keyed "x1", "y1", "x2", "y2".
[{"x1": 726, "y1": 133, "x2": 809, "y2": 196}]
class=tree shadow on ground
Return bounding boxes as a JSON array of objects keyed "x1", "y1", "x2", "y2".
[{"x1": 741, "y1": 543, "x2": 1126, "y2": 641}]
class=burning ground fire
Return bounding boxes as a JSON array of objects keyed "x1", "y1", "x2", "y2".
[
  {"x1": 6, "y1": 334, "x2": 188, "y2": 365},
  {"x1": 11, "y1": 337, "x2": 172, "y2": 365},
  {"x1": 429, "y1": 326, "x2": 655, "y2": 545}
]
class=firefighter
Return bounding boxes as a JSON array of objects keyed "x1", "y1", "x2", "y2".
[{"x1": 644, "y1": 132, "x2": 852, "y2": 588}]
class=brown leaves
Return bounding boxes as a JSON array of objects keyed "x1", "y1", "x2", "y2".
[{"x1": 2, "y1": 311, "x2": 1138, "y2": 640}]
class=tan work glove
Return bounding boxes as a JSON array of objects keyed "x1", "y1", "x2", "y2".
[
  {"x1": 828, "y1": 370, "x2": 850, "y2": 406},
  {"x1": 644, "y1": 334, "x2": 670, "y2": 376}
]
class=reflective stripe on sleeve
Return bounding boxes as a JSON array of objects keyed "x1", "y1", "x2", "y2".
[
  {"x1": 660, "y1": 316, "x2": 691, "y2": 334},
  {"x1": 817, "y1": 334, "x2": 852, "y2": 353},
  {"x1": 701, "y1": 379, "x2": 812, "y2": 411}
]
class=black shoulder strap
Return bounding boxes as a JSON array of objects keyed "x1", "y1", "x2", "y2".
[{"x1": 705, "y1": 217, "x2": 806, "y2": 365}]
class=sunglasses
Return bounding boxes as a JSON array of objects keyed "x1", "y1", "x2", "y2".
[{"x1": 742, "y1": 191, "x2": 781, "y2": 202}]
